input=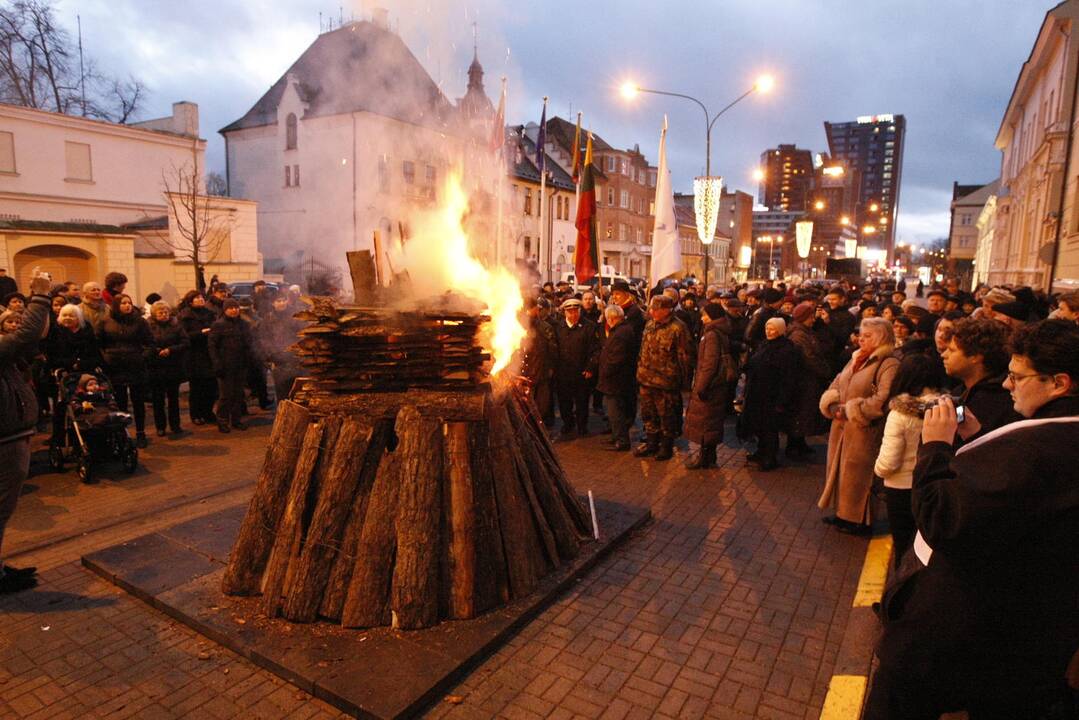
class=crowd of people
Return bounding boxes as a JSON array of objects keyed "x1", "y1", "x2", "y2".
[
  {"x1": 520, "y1": 274, "x2": 1078, "y2": 718},
  {"x1": 0, "y1": 264, "x2": 1077, "y2": 714}
]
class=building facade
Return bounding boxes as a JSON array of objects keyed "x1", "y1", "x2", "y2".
[
  {"x1": 0, "y1": 101, "x2": 259, "y2": 303},
  {"x1": 991, "y1": 1, "x2": 1079, "y2": 292},
  {"x1": 751, "y1": 208, "x2": 804, "y2": 279},
  {"x1": 222, "y1": 18, "x2": 502, "y2": 280},
  {"x1": 974, "y1": 192, "x2": 998, "y2": 289},
  {"x1": 758, "y1": 144, "x2": 813, "y2": 211},
  {"x1": 824, "y1": 114, "x2": 906, "y2": 262},
  {"x1": 948, "y1": 180, "x2": 998, "y2": 289}
]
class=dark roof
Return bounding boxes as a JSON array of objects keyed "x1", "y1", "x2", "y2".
[
  {"x1": 220, "y1": 21, "x2": 454, "y2": 134},
  {"x1": 508, "y1": 132, "x2": 575, "y2": 191},
  {"x1": 537, "y1": 116, "x2": 607, "y2": 180},
  {"x1": 0, "y1": 219, "x2": 134, "y2": 235},
  {"x1": 952, "y1": 182, "x2": 984, "y2": 201},
  {"x1": 122, "y1": 215, "x2": 169, "y2": 231}
]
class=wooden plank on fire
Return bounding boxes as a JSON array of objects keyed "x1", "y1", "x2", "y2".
[{"x1": 301, "y1": 388, "x2": 489, "y2": 420}]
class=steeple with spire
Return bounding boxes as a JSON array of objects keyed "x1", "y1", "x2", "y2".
[{"x1": 458, "y1": 22, "x2": 494, "y2": 127}]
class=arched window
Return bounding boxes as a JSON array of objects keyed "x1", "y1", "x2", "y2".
[{"x1": 285, "y1": 113, "x2": 298, "y2": 150}]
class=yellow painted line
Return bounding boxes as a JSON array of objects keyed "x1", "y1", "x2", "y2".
[
  {"x1": 852, "y1": 535, "x2": 893, "y2": 607},
  {"x1": 819, "y1": 675, "x2": 868, "y2": 719}
]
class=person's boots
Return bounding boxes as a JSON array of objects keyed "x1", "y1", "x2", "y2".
[
  {"x1": 685, "y1": 443, "x2": 717, "y2": 470},
  {"x1": 136, "y1": 432, "x2": 148, "y2": 449},
  {"x1": 654, "y1": 436, "x2": 674, "y2": 461},
  {"x1": 218, "y1": 411, "x2": 231, "y2": 434},
  {"x1": 633, "y1": 434, "x2": 659, "y2": 457}
]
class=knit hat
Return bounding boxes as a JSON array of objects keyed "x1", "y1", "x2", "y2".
[
  {"x1": 792, "y1": 302, "x2": 816, "y2": 324},
  {"x1": 992, "y1": 301, "x2": 1027, "y2": 322},
  {"x1": 702, "y1": 302, "x2": 726, "y2": 321},
  {"x1": 762, "y1": 287, "x2": 784, "y2": 304},
  {"x1": 223, "y1": 298, "x2": 240, "y2": 311}
]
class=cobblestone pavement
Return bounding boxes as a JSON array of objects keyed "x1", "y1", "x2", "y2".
[{"x1": 0, "y1": 409, "x2": 867, "y2": 719}]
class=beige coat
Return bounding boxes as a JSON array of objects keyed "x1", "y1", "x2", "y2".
[{"x1": 817, "y1": 344, "x2": 899, "y2": 523}]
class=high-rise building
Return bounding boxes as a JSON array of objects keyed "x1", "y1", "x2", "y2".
[
  {"x1": 824, "y1": 114, "x2": 906, "y2": 261},
  {"x1": 758, "y1": 144, "x2": 814, "y2": 211}
]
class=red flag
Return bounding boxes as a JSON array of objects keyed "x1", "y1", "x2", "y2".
[{"x1": 573, "y1": 134, "x2": 599, "y2": 283}]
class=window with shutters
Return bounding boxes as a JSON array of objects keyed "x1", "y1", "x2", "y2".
[
  {"x1": 285, "y1": 165, "x2": 291, "y2": 187},
  {"x1": 293, "y1": 164, "x2": 300, "y2": 187},
  {"x1": 64, "y1": 141, "x2": 92, "y2": 182},
  {"x1": 0, "y1": 132, "x2": 14, "y2": 173}
]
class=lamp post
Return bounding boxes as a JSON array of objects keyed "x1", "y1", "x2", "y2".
[{"x1": 622, "y1": 74, "x2": 774, "y2": 287}]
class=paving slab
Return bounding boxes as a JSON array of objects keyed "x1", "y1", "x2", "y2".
[{"x1": 82, "y1": 499, "x2": 651, "y2": 720}]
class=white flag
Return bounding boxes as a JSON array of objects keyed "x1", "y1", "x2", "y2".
[{"x1": 650, "y1": 116, "x2": 681, "y2": 283}]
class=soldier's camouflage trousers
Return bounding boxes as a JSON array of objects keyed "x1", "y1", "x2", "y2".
[{"x1": 638, "y1": 386, "x2": 682, "y2": 439}]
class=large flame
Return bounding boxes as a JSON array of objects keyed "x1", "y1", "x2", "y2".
[{"x1": 391, "y1": 172, "x2": 526, "y2": 375}]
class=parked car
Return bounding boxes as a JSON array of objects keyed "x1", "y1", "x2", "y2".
[{"x1": 227, "y1": 281, "x2": 282, "y2": 300}]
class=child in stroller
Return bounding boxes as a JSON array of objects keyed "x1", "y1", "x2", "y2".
[{"x1": 48, "y1": 370, "x2": 139, "y2": 483}]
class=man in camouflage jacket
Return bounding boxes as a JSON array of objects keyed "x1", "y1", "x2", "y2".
[{"x1": 634, "y1": 295, "x2": 691, "y2": 460}]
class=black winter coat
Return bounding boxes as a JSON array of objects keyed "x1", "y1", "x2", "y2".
[
  {"x1": 99, "y1": 312, "x2": 153, "y2": 386},
  {"x1": 179, "y1": 306, "x2": 217, "y2": 380},
  {"x1": 741, "y1": 335, "x2": 801, "y2": 434},
  {"x1": 44, "y1": 323, "x2": 102, "y2": 375},
  {"x1": 258, "y1": 309, "x2": 302, "y2": 368},
  {"x1": 147, "y1": 317, "x2": 190, "y2": 384},
  {"x1": 596, "y1": 320, "x2": 637, "y2": 396},
  {"x1": 522, "y1": 316, "x2": 557, "y2": 385},
  {"x1": 0, "y1": 295, "x2": 48, "y2": 442},
  {"x1": 553, "y1": 318, "x2": 599, "y2": 381},
  {"x1": 209, "y1": 315, "x2": 254, "y2": 377}
]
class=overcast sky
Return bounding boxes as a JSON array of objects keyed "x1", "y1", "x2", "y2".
[{"x1": 61, "y1": 0, "x2": 1052, "y2": 246}]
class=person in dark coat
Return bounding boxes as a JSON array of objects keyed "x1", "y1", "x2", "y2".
[
  {"x1": 258, "y1": 291, "x2": 303, "y2": 404},
  {"x1": 239, "y1": 297, "x2": 270, "y2": 410},
  {"x1": 866, "y1": 320, "x2": 1079, "y2": 720},
  {"x1": 98, "y1": 293, "x2": 152, "y2": 447},
  {"x1": 684, "y1": 303, "x2": 734, "y2": 469},
  {"x1": 178, "y1": 291, "x2": 218, "y2": 425},
  {"x1": 0, "y1": 275, "x2": 51, "y2": 594},
  {"x1": 596, "y1": 304, "x2": 637, "y2": 451},
  {"x1": 209, "y1": 298, "x2": 254, "y2": 432},
  {"x1": 744, "y1": 286, "x2": 786, "y2": 354},
  {"x1": 786, "y1": 302, "x2": 832, "y2": 458},
  {"x1": 44, "y1": 304, "x2": 102, "y2": 445},
  {"x1": 147, "y1": 301, "x2": 189, "y2": 436},
  {"x1": 552, "y1": 298, "x2": 599, "y2": 439},
  {"x1": 821, "y1": 287, "x2": 856, "y2": 372},
  {"x1": 521, "y1": 297, "x2": 558, "y2": 428},
  {"x1": 940, "y1": 316, "x2": 1019, "y2": 444},
  {"x1": 0, "y1": 268, "x2": 16, "y2": 301},
  {"x1": 742, "y1": 317, "x2": 801, "y2": 471},
  {"x1": 676, "y1": 294, "x2": 703, "y2": 345}
]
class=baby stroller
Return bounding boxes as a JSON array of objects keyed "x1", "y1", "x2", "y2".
[{"x1": 48, "y1": 369, "x2": 138, "y2": 483}]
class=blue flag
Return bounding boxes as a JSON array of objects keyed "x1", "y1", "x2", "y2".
[{"x1": 535, "y1": 102, "x2": 547, "y2": 174}]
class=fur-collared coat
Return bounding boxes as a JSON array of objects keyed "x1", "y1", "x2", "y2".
[{"x1": 817, "y1": 344, "x2": 899, "y2": 523}]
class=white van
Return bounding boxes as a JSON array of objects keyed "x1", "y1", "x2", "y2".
[{"x1": 561, "y1": 265, "x2": 627, "y2": 291}]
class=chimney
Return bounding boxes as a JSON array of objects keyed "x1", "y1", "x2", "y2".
[{"x1": 371, "y1": 7, "x2": 389, "y2": 29}]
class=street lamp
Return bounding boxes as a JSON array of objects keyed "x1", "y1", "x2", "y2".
[{"x1": 622, "y1": 74, "x2": 775, "y2": 286}]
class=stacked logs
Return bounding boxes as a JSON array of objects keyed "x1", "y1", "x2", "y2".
[
  {"x1": 288, "y1": 296, "x2": 491, "y2": 396},
  {"x1": 222, "y1": 382, "x2": 592, "y2": 630}
]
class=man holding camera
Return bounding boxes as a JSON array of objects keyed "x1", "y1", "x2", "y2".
[
  {"x1": 0, "y1": 273, "x2": 52, "y2": 594},
  {"x1": 866, "y1": 319, "x2": 1079, "y2": 719}
]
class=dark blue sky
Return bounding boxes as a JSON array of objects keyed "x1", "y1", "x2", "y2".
[{"x1": 64, "y1": 0, "x2": 1052, "y2": 245}]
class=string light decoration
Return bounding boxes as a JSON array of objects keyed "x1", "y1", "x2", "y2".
[
  {"x1": 795, "y1": 220, "x2": 813, "y2": 259},
  {"x1": 693, "y1": 176, "x2": 723, "y2": 246}
]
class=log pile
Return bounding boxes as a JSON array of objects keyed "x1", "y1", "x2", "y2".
[
  {"x1": 288, "y1": 295, "x2": 492, "y2": 397},
  {"x1": 223, "y1": 316, "x2": 593, "y2": 629}
]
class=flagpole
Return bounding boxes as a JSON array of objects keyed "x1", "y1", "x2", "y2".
[
  {"x1": 495, "y1": 76, "x2": 506, "y2": 267},
  {"x1": 538, "y1": 96, "x2": 549, "y2": 282},
  {"x1": 573, "y1": 111, "x2": 582, "y2": 208}
]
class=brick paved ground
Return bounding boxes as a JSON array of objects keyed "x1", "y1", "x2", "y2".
[{"x1": 0, "y1": 409, "x2": 868, "y2": 719}]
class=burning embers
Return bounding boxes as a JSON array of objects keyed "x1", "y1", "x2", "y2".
[{"x1": 289, "y1": 294, "x2": 492, "y2": 396}]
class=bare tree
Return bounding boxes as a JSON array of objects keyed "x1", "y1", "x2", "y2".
[
  {"x1": 0, "y1": 0, "x2": 145, "y2": 122},
  {"x1": 205, "y1": 171, "x2": 228, "y2": 197},
  {"x1": 153, "y1": 141, "x2": 234, "y2": 292}
]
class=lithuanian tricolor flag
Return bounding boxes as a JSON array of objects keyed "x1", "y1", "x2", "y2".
[{"x1": 573, "y1": 133, "x2": 599, "y2": 283}]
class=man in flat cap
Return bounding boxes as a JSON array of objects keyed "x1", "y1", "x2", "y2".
[
  {"x1": 634, "y1": 295, "x2": 691, "y2": 460},
  {"x1": 552, "y1": 298, "x2": 599, "y2": 440}
]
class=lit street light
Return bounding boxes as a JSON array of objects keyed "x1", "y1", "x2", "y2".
[
  {"x1": 621, "y1": 74, "x2": 776, "y2": 286},
  {"x1": 753, "y1": 167, "x2": 765, "y2": 182}
]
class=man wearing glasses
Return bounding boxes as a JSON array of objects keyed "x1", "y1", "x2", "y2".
[{"x1": 866, "y1": 319, "x2": 1079, "y2": 719}]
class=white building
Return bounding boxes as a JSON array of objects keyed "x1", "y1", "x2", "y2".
[
  {"x1": 222, "y1": 18, "x2": 498, "y2": 280},
  {"x1": 991, "y1": 1, "x2": 1079, "y2": 291},
  {"x1": 0, "y1": 101, "x2": 259, "y2": 302}
]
